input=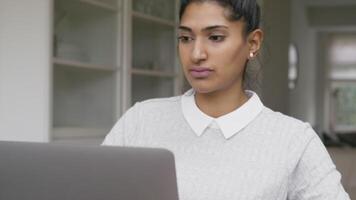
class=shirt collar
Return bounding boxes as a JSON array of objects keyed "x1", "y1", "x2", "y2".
[{"x1": 181, "y1": 89, "x2": 264, "y2": 139}]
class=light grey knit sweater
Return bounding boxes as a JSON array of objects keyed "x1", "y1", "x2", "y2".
[{"x1": 102, "y1": 95, "x2": 350, "y2": 200}]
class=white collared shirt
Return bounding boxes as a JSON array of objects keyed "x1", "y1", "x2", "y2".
[
  {"x1": 181, "y1": 89, "x2": 264, "y2": 139},
  {"x1": 103, "y1": 89, "x2": 350, "y2": 200}
]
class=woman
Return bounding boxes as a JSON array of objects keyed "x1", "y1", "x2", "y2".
[{"x1": 103, "y1": 0, "x2": 350, "y2": 199}]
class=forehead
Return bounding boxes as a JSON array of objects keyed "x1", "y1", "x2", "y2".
[{"x1": 179, "y1": 2, "x2": 243, "y2": 32}]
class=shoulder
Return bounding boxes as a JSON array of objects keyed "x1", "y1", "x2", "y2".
[
  {"x1": 135, "y1": 96, "x2": 181, "y2": 110},
  {"x1": 256, "y1": 107, "x2": 323, "y2": 169},
  {"x1": 103, "y1": 96, "x2": 183, "y2": 145},
  {"x1": 259, "y1": 107, "x2": 308, "y2": 128},
  {"x1": 138, "y1": 95, "x2": 181, "y2": 107},
  {"x1": 132, "y1": 96, "x2": 182, "y2": 117},
  {"x1": 256, "y1": 106, "x2": 317, "y2": 143}
]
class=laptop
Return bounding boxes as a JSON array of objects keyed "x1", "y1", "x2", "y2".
[{"x1": 0, "y1": 141, "x2": 179, "y2": 200}]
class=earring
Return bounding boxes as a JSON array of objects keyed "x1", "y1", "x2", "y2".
[{"x1": 249, "y1": 52, "x2": 254, "y2": 59}]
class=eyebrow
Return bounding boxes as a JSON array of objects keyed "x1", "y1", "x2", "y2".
[{"x1": 178, "y1": 25, "x2": 228, "y2": 32}]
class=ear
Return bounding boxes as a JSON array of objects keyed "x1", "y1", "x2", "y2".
[{"x1": 247, "y1": 29, "x2": 263, "y2": 57}]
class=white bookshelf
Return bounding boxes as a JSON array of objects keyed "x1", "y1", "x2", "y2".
[
  {"x1": 130, "y1": 0, "x2": 179, "y2": 104},
  {"x1": 79, "y1": 0, "x2": 118, "y2": 11},
  {"x1": 131, "y1": 68, "x2": 176, "y2": 77},
  {"x1": 52, "y1": 0, "x2": 121, "y2": 143},
  {"x1": 52, "y1": 127, "x2": 109, "y2": 139},
  {"x1": 52, "y1": 126, "x2": 108, "y2": 145},
  {"x1": 51, "y1": 0, "x2": 180, "y2": 144},
  {"x1": 132, "y1": 11, "x2": 175, "y2": 27},
  {"x1": 53, "y1": 57, "x2": 117, "y2": 71}
]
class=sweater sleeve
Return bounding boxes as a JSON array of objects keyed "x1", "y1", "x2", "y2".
[
  {"x1": 287, "y1": 126, "x2": 350, "y2": 200},
  {"x1": 101, "y1": 102, "x2": 141, "y2": 146}
]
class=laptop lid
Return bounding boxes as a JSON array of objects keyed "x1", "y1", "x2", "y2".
[{"x1": 0, "y1": 141, "x2": 179, "y2": 200}]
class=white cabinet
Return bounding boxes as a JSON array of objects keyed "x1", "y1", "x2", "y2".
[
  {"x1": 130, "y1": 0, "x2": 180, "y2": 104},
  {"x1": 52, "y1": 0, "x2": 181, "y2": 144}
]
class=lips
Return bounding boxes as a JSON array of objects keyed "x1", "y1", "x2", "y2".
[{"x1": 189, "y1": 66, "x2": 214, "y2": 78}]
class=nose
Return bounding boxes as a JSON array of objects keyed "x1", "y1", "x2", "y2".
[{"x1": 190, "y1": 38, "x2": 207, "y2": 63}]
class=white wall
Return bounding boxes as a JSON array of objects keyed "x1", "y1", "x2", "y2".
[
  {"x1": 289, "y1": 0, "x2": 356, "y2": 131},
  {"x1": 289, "y1": 0, "x2": 318, "y2": 125},
  {"x1": 260, "y1": 0, "x2": 290, "y2": 114},
  {"x1": 0, "y1": 0, "x2": 52, "y2": 142}
]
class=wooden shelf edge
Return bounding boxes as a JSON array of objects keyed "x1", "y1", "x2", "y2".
[
  {"x1": 79, "y1": 0, "x2": 118, "y2": 12},
  {"x1": 131, "y1": 68, "x2": 177, "y2": 77},
  {"x1": 52, "y1": 137, "x2": 105, "y2": 145},
  {"x1": 52, "y1": 127, "x2": 109, "y2": 140},
  {"x1": 132, "y1": 11, "x2": 176, "y2": 27},
  {"x1": 53, "y1": 57, "x2": 117, "y2": 71}
]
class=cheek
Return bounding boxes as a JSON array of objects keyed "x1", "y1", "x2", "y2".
[{"x1": 212, "y1": 43, "x2": 248, "y2": 72}]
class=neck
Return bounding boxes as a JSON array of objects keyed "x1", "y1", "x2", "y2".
[{"x1": 195, "y1": 85, "x2": 248, "y2": 118}]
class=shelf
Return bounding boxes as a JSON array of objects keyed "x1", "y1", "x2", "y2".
[
  {"x1": 54, "y1": 0, "x2": 118, "y2": 67},
  {"x1": 52, "y1": 137, "x2": 104, "y2": 145},
  {"x1": 79, "y1": 0, "x2": 118, "y2": 12},
  {"x1": 53, "y1": 57, "x2": 117, "y2": 71},
  {"x1": 52, "y1": 127, "x2": 109, "y2": 140},
  {"x1": 132, "y1": 11, "x2": 175, "y2": 27},
  {"x1": 131, "y1": 75, "x2": 175, "y2": 104},
  {"x1": 131, "y1": 68, "x2": 176, "y2": 77},
  {"x1": 132, "y1": 16, "x2": 176, "y2": 78}
]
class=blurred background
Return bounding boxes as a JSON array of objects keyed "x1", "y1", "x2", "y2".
[{"x1": 1, "y1": 0, "x2": 356, "y2": 197}]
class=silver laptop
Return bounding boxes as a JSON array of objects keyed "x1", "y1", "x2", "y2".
[{"x1": 0, "y1": 141, "x2": 179, "y2": 200}]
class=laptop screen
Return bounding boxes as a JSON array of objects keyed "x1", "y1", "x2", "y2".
[{"x1": 0, "y1": 141, "x2": 179, "y2": 200}]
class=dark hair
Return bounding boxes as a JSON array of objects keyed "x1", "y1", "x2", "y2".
[
  {"x1": 179, "y1": 0, "x2": 262, "y2": 91},
  {"x1": 179, "y1": 0, "x2": 261, "y2": 36}
]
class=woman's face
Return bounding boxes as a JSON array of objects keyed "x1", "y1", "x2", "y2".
[{"x1": 178, "y1": 2, "x2": 252, "y2": 94}]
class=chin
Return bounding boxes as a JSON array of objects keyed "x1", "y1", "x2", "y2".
[
  {"x1": 187, "y1": 78, "x2": 221, "y2": 94},
  {"x1": 191, "y1": 85, "x2": 216, "y2": 94}
]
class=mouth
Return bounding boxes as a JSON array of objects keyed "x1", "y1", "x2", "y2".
[{"x1": 189, "y1": 66, "x2": 214, "y2": 78}]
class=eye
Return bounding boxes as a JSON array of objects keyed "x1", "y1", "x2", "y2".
[
  {"x1": 178, "y1": 36, "x2": 193, "y2": 43},
  {"x1": 209, "y1": 35, "x2": 225, "y2": 42}
]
